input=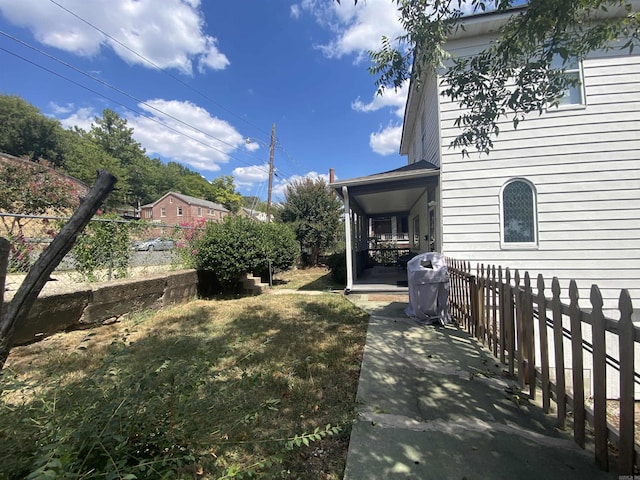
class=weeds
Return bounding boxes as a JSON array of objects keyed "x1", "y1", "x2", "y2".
[{"x1": 1, "y1": 292, "x2": 368, "y2": 479}]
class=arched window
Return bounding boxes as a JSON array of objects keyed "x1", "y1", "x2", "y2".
[{"x1": 501, "y1": 179, "x2": 537, "y2": 246}]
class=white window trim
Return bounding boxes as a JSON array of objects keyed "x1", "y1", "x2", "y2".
[
  {"x1": 160, "y1": 207, "x2": 166, "y2": 218},
  {"x1": 499, "y1": 178, "x2": 539, "y2": 250},
  {"x1": 177, "y1": 206, "x2": 183, "y2": 216}
]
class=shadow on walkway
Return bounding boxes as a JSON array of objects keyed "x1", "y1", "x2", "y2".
[{"x1": 343, "y1": 295, "x2": 618, "y2": 480}]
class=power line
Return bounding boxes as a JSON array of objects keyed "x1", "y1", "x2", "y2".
[
  {"x1": 0, "y1": 46, "x2": 271, "y2": 176},
  {"x1": 0, "y1": 30, "x2": 257, "y2": 156},
  {"x1": 46, "y1": 0, "x2": 310, "y2": 182},
  {"x1": 48, "y1": 0, "x2": 272, "y2": 139}
]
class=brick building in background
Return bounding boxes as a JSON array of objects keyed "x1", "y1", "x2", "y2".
[{"x1": 140, "y1": 191, "x2": 229, "y2": 235}]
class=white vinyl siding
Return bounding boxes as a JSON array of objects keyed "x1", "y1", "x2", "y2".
[
  {"x1": 420, "y1": 74, "x2": 441, "y2": 167},
  {"x1": 437, "y1": 47, "x2": 640, "y2": 310}
]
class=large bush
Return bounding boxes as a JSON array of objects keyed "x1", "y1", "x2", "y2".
[
  {"x1": 258, "y1": 222, "x2": 300, "y2": 278},
  {"x1": 193, "y1": 217, "x2": 299, "y2": 293},
  {"x1": 325, "y1": 251, "x2": 347, "y2": 286}
]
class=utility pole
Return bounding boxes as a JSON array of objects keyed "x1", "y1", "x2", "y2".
[{"x1": 266, "y1": 123, "x2": 275, "y2": 223}]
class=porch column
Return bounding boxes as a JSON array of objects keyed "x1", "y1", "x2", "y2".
[
  {"x1": 391, "y1": 215, "x2": 397, "y2": 241},
  {"x1": 342, "y1": 186, "x2": 353, "y2": 292}
]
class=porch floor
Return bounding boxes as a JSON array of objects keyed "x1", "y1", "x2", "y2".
[{"x1": 349, "y1": 265, "x2": 409, "y2": 295}]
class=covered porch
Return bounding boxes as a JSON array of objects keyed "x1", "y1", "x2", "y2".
[{"x1": 330, "y1": 160, "x2": 440, "y2": 294}]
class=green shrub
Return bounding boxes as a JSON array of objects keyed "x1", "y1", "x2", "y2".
[
  {"x1": 70, "y1": 214, "x2": 146, "y2": 282},
  {"x1": 325, "y1": 251, "x2": 346, "y2": 286},
  {"x1": 256, "y1": 222, "x2": 300, "y2": 280},
  {"x1": 193, "y1": 217, "x2": 298, "y2": 293}
]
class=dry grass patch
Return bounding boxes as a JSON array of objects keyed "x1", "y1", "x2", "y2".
[
  {"x1": 0, "y1": 292, "x2": 368, "y2": 479},
  {"x1": 272, "y1": 267, "x2": 342, "y2": 291}
]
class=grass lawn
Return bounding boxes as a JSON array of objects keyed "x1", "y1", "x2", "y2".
[
  {"x1": 272, "y1": 266, "x2": 343, "y2": 292},
  {"x1": 0, "y1": 275, "x2": 368, "y2": 479}
]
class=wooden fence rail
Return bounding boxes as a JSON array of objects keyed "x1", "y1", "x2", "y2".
[{"x1": 446, "y1": 257, "x2": 637, "y2": 474}]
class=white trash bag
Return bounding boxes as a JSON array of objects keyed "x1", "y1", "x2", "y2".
[{"x1": 404, "y1": 252, "x2": 451, "y2": 325}]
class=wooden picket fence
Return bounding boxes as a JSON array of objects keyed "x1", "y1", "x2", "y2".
[{"x1": 446, "y1": 258, "x2": 637, "y2": 474}]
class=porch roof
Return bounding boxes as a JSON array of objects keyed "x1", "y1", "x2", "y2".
[{"x1": 330, "y1": 160, "x2": 440, "y2": 216}]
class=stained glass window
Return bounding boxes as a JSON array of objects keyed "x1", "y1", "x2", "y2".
[{"x1": 503, "y1": 180, "x2": 536, "y2": 244}]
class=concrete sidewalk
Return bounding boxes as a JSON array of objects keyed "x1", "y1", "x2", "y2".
[{"x1": 343, "y1": 295, "x2": 617, "y2": 480}]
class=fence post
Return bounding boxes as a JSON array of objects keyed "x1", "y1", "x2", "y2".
[
  {"x1": 498, "y1": 266, "x2": 506, "y2": 364},
  {"x1": 569, "y1": 280, "x2": 585, "y2": 449},
  {"x1": 618, "y1": 289, "x2": 635, "y2": 475},
  {"x1": 537, "y1": 275, "x2": 551, "y2": 413},
  {"x1": 491, "y1": 265, "x2": 498, "y2": 357},
  {"x1": 590, "y1": 285, "x2": 608, "y2": 471},
  {"x1": 505, "y1": 268, "x2": 515, "y2": 376},
  {"x1": 465, "y1": 261, "x2": 473, "y2": 334},
  {"x1": 524, "y1": 272, "x2": 535, "y2": 398},
  {"x1": 515, "y1": 270, "x2": 525, "y2": 390},
  {"x1": 552, "y1": 277, "x2": 566, "y2": 430}
]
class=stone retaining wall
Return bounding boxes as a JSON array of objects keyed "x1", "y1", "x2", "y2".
[{"x1": 6, "y1": 270, "x2": 199, "y2": 345}]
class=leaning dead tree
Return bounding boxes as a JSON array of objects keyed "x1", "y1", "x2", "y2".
[{"x1": 0, "y1": 170, "x2": 117, "y2": 370}]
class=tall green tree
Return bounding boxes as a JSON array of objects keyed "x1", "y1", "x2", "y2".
[
  {"x1": 87, "y1": 109, "x2": 150, "y2": 206},
  {"x1": 210, "y1": 175, "x2": 243, "y2": 213},
  {"x1": 276, "y1": 178, "x2": 342, "y2": 266},
  {"x1": 0, "y1": 94, "x2": 66, "y2": 165},
  {"x1": 60, "y1": 128, "x2": 129, "y2": 210},
  {"x1": 352, "y1": 0, "x2": 639, "y2": 154}
]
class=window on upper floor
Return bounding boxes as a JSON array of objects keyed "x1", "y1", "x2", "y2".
[
  {"x1": 501, "y1": 179, "x2": 538, "y2": 247},
  {"x1": 550, "y1": 55, "x2": 585, "y2": 107},
  {"x1": 160, "y1": 207, "x2": 166, "y2": 217},
  {"x1": 177, "y1": 206, "x2": 183, "y2": 216},
  {"x1": 197, "y1": 207, "x2": 203, "y2": 217},
  {"x1": 145, "y1": 210, "x2": 152, "y2": 219}
]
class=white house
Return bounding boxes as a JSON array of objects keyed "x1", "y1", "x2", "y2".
[{"x1": 333, "y1": 4, "x2": 640, "y2": 315}]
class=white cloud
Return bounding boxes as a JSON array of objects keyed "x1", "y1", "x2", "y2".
[
  {"x1": 352, "y1": 78, "x2": 409, "y2": 118},
  {"x1": 290, "y1": 4, "x2": 301, "y2": 19},
  {"x1": 0, "y1": 0, "x2": 229, "y2": 74},
  {"x1": 272, "y1": 171, "x2": 330, "y2": 200},
  {"x1": 232, "y1": 163, "x2": 270, "y2": 187},
  {"x1": 122, "y1": 99, "x2": 244, "y2": 172},
  {"x1": 370, "y1": 123, "x2": 402, "y2": 156},
  {"x1": 57, "y1": 106, "x2": 96, "y2": 131},
  {"x1": 301, "y1": 0, "x2": 404, "y2": 61}
]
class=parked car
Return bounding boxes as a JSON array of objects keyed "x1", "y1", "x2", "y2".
[{"x1": 133, "y1": 237, "x2": 174, "y2": 251}]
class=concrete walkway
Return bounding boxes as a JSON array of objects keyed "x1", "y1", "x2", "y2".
[{"x1": 342, "y1": 295, "x2": 617, "y2": 480}]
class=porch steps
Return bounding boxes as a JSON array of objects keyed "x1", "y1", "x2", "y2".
[{"x1": 242, "y1": 274, "x2": 269, "y2": 296}]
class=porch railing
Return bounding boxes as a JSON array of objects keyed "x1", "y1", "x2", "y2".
[
  {"x1": 367, "y1": 247, "x2": 412, "y2": 267},
  {"x1": 446, "y1": 258, "x2": 637, "y2": 474},
  {"x1": 371, "y1": 233, "x2": 409, "y2": 242}
]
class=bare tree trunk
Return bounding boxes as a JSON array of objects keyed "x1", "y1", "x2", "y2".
[
  {"x1": 0, "y1": 238, "x2": 9, "y2": 323},
  {"x1": 0, "y1": 170, "x2": 117, "y2": 369}
]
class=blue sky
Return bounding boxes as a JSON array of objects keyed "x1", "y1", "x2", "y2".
[{"x1": 0, "y1": 0, "x2": 410, "y2": 201}]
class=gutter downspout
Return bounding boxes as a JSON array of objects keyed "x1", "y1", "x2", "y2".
[{"x1": 342, "y1": 186, "x2": 353, "y2": 293}]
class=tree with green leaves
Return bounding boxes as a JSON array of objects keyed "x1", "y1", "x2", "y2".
[
  {"x1": 87, "y1": 109, "x2": 150, "y2": 206},
  {"x1": 345, "y1": 0, "x2": 639, "y2": 154},
  {"x1": 0, "y1": 94, "x2": 67, "y2": 165},
  {"x1": 210, "y1": 175, "x2": 243, "y2": 213},
  {"x1": 276, "y1": 178, "x2": 342, "y2": 266},
  {"x1": 60, "y1": 129, "x2": 129, "y2": 210}
]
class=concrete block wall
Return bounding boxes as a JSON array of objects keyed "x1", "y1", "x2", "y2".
[{"x1": 8, "y1": 270, "x2": 199, "y2": 345}]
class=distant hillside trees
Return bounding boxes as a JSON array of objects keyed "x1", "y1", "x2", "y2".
[
  {"x1": 0, "y1": 94, "x2": 247, "y2": 212},
  {"x1": 0, "y1": 95, "x2": 66, "y2": 165}
]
